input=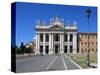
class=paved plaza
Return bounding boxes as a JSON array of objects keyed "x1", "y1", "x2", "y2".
[{"x1": 16, "y1": 54, "x2": 81, "y2": 73}]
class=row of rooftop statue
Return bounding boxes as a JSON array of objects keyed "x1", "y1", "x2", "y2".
[{"x1": 36, "y1": 15, "x2": 77, "y2": 28}]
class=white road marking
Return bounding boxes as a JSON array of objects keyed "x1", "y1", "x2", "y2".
[
  {"x1": 61, "y1": 55, "x2": 67, "y2": 70},
  {"x1": 65, "y1": 56, "x2": 82, "y2": 69},
  {"x1": 46, "y1": 55, "x2": 58, "y2": 70}
]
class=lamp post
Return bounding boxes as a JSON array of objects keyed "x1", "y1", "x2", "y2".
[{"x1": 86, "y1": 8, "x2": 91, "y2": 67}]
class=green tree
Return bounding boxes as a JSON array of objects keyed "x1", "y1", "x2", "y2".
[
  {"x1": 20, "y1": 42, "x2": 25, "y2": 56},
  {"x1": 25, "y1": 46, "x2": 33, "y2": 56},
  {"x1": 16, "y1": 45, "x2": 19, "y2": 54},
  {"x1": 25, "y1": 47, "x2": 29, "y2": 53}
]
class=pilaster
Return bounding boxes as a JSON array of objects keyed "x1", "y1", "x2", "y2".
[
  {"x1": 62, "y1": 34, "x2": 64, "y2": 53},
  {"x1": 68, "y1": 33, "x2": 70, "y2": 54},
  {"x1": 49, "y1": 33, "x2": 53, "y2": 54}
]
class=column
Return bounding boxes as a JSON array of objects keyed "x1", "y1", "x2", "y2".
[
  {"x1": 73, "y1": 34, "x2": 75, "y2": 53},
  {"x1": 60, "y1": 34, "x2": 61, "y2": 53},
  {"x1": 43, "y1": 33, "x2": 46, "y2": 54},
  {"x1": 75, "y1": 34, "x2": 77, "y2": 53},
  {"x1": 72, "y1": 33, "x2": 77, "y2": 54},
  {"x1": 51, "y1": 33, "x2": 54, "y2": 54},
  {"x1": 74, "y1": 33, "x2": 77, "y2": 53},
  {"x1": 38, "y1": 33, "x2": 40, "y2": 54},
  {"x1": 49, "y1": 33, "x2": 52, "y2": 54},
  {"x1": 68, "y1": 33, "x2": 70, "y2": 54},
  {"x1": 36, "y1": 33, "x2": 38, "y2": 54},
  {"x1": 62, "y1": 34, "x2": 64, "y2": 53},
  {"x1": 60, "y1": 34, "x2": 63, "y2": 54}
]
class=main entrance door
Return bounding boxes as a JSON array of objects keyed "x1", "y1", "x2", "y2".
[
  {"x1": 64, "y1": 46, "x2": 67, "y2": 53},
  {"x1": 70, "y1": 45, "x2": 73, "y2": 53},
  {"x1": 45, "y1": 46, "x2": 49, "y2": 54},
  {"x1": 40, "y1": 46, "x2": 43, "y2": 54},
  {"x1": 55, "y1": 45, "x2": 58, "y2": 54}
]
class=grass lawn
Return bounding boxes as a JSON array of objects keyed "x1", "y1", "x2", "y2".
[{"x1": 67, "y1": 53, "x2": 97, "y2": 68}]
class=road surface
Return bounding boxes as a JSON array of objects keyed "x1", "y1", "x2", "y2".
[{"x1": 16, "y1": 54, "x2": 80, "y2": 73}]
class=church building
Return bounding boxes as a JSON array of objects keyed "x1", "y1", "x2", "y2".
[{"x1": 35, "y1": 16, "x2": 77, "y2": 55}]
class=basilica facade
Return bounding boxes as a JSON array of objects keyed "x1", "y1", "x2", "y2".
[{"x1": 35, "y1": 16, "x2": 77, "y2": 55}]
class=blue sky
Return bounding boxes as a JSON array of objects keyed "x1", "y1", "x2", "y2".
[{"x1": 15, "y1": 2, "x2": 97, "y2": 46}]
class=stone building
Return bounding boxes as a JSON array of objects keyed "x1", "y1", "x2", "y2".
[
  {"x1": 35, "y1": 16, "x2": 77, "y2": 55},
  {"x1": 25, "y1": 42, "x2": 35, "y2": 53}
]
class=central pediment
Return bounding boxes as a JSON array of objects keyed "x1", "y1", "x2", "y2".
[{"x1": 49, "y1": 24, "x2": 63, "y2": 30}]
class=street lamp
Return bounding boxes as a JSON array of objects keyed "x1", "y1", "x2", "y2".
[{"x1": 86, "y1": 8, "x2": 91, "y2": 67}]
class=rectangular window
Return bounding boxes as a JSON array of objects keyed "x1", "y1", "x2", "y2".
[{"x1": 55, "y1": 34, "x2": 59, "y2": 42}]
